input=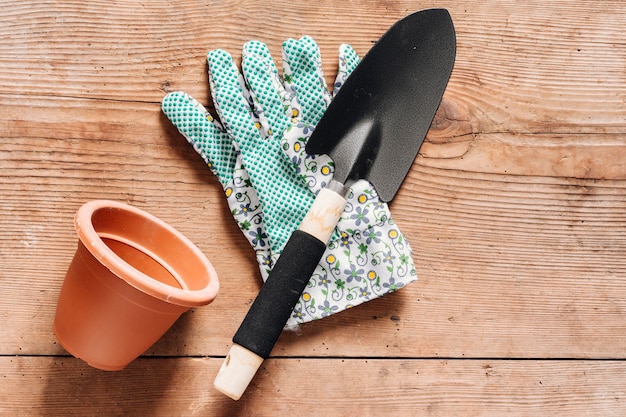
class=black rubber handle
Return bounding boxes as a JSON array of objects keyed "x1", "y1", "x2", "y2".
[{"x1": 233, "y1": 230, "x2": 326, "y2": 358}]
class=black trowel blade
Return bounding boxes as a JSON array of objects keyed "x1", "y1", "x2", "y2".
[{"x1": 306, "y1": 8, "x2": 456, "y2": 202}]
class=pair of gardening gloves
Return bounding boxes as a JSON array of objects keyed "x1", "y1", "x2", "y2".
[{"x1": 162, "y1": 36, "x2": 417, "y2": 328}]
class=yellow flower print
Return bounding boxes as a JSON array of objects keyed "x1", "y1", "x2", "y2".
[
  {"x1": 224, "y1": 187, "x2": 233, "y2": 198},
  {"x1": 358, "y1": 194, "x2": 367, "y2": 204},
  {"x1": 326, "y1": 254, "x2": 336, "y2": 264},
  {"x1": 294, "y1": 142, "x2": 301, "y2": 152},
  {"x1": 367, "y1": 270, "x2": 377, "y2": 280},
  {"x1": 321, "y1": 165, "x2": 331, "y2": 176},
  {"x1": 388, "y1": 229, "x2": 398, "y2": 239},
  {"x1": 339, "y1": 231, "x2": 350, "y2": 246},
  {"x1": 302, "y1": 292, "x2": 311, "y2": 302}
]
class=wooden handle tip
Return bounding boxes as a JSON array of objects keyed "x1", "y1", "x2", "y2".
[{"x1": 213, "y1": 344, "x2": 264, "y2": 401}]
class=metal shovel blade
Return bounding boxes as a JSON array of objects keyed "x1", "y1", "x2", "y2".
[{"x1": 306, "y1": 8, "x2": 456, "y2": 202}]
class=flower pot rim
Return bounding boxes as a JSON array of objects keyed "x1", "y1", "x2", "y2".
[{"x1": 75, "y1": 200, "x2": 219, "y2": 307}]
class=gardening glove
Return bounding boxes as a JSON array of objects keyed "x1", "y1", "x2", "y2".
[{"x1": 162, "y1": 37, "x2": 417, "y2": 327}]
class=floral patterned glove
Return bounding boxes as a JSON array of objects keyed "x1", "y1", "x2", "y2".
[{"x1": 162, "y1": 37, "x2": 417, "y2": 327}]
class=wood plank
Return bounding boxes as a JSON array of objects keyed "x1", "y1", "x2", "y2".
[
  {"x1": 0, "y1": 1, "x2": 624, "y2": 133},
  {"x1": 2, "y1": 99, "x2": 626, "y2": 358},
  {"x1": 1, "y1": 356, "x2": 624, "y2": 416}
]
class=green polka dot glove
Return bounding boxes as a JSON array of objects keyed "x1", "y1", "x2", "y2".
[{"x1": 162, "y1": 36, "x2": 417, "y2": 327}]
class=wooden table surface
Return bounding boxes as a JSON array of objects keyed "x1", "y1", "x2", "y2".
[{"x1": 2, "y1": 1, "x2": 626, "y2": 415}]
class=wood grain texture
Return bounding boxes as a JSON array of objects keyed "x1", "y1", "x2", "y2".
[
  {"x1": 1, "y1": 0, "x2": 626, "y2": 414},
  {"x1": 1, "y1": 356, "x2": 625, "y2": 417}
]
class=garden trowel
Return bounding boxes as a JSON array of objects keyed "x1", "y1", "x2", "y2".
[{"x1": 215, "y1": 8, "x2": 457, "y2": 400}]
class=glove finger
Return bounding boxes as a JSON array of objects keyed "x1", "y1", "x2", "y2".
[
  {"x1": 280, "y1": 41, "x2": 360, "y2": 195},
  {"x1": 243, "y1": 40, "x2": 279, "y2": 76},
  {"x1": 282, "y1": 36, "x2": 330, "y2": 127},
  {"x1": 227, "y1": 153, "x2": 272, "y2": 252},
  {"x1": 334, "y1": 43, "x2": 360, "y2": 96},
  {"x1": 161, "y1": 91, "x2": 236, "y2": 186},
  {"x1": 242, "y1": 41, "x2": 296, "y2": 138},
  {"x1": 281, "y1": 124, "x2": 334, "y2": 195},
  {"x1": 208, "y1": 49, "x2": 263, "y2": 150}
]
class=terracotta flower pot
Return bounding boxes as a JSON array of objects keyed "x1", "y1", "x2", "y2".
[{"x1": 53, "y1": 200, "x2": 219, "y2": 371}]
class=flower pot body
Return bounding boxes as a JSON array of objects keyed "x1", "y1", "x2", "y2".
[{"x1": 54, "y1": 200, "x2": 219, "y2": 371}]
